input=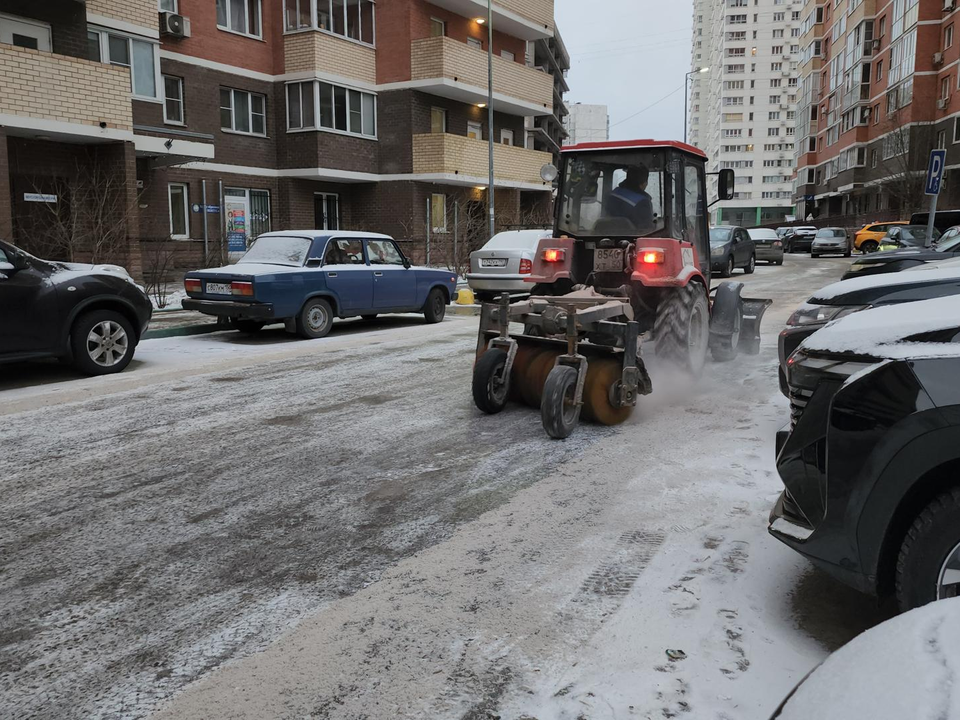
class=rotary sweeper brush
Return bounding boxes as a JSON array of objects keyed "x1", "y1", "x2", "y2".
[{"x1": 471, "y1": 139, "x2": 772, "y2": 439}]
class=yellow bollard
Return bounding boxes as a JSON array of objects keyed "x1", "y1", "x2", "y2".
[{"x1": 456, "y1": 288, "x2": 475, "y2": 305}]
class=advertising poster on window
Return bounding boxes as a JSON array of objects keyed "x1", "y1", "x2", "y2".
[{"x1": 226, "y1": 198, "x2": 248, "y2": 253}]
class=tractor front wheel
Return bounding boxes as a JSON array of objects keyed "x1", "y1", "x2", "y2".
[{"x1": 654, "y1": 283, "x2": 710, "y2": 377}]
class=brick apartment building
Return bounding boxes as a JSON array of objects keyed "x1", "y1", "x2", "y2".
[
  {"x1": 0, "y1": 0, "x2": 565, "y2": 277},
  {"x1": 794, "y1": 0, "x2": 960, "y2": 224}
]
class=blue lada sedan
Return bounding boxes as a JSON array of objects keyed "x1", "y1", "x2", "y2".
[{"x1": 182, "y1": 231, "x2": 457, "y2": 338}]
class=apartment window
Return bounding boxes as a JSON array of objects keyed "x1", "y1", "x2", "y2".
[
  {"x1": 88, "y1": 29, "x2": 159, "y2": 100},
  {"x1": 501, "y1": 129, "x2": 514, "y2": 146},
  {"x1": 169, "y1": 183, "x2": 189, "y2": 239},
  {"x1": 467, "y1": 37, "x2": 482, "y2": 50},
  {"x1": 285, "y1": 0, "x2": 376, "y2": 44},
  {"x1": 946, "y1": 24, "x2": 954, "y2": 50},
  {"x1": 217, "y1": 0, "x2": 262, "y2": 38},
  {"x1": 163, "y1": 75, "x2": 184, "y2": 124},
  {"x1": 876, "y1": 60, "x2": 883, "y2": 82},
  {"x1": 285, "y1": 80, "x2": 376, "y2": 137},
  {"x1": 159, "y1": 0, "x2": 178, "y2": 11},
  {"x1": 942, "y1": 76, "x2": 951, "y2": 102},
  {"x1": 954, "y1": 116, "x2": 960, "y2": 143},
  {"x1": 431, "y1": 193, "x2": 447, "y2": 233},
  {"x1": 939, "y1": 130, "x2": 948, "y2": 150},
  {"x1": 430, "y1": 17, "x2": 445, "y2": 37},
  {"x1": 221, "y1": 88, "x2": 266, "y2": 136},
  {"x1": 501, "y1": 49, "x2": 515, "y2": 62},
  {"x1": 431, "y1": 107, "x2": 446, "y2": 133},
  {"x1": 467, "y1": 121, "x2": 482, "y2": 140}
]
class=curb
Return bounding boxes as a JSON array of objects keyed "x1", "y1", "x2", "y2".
[
  {"x1": 143, "y1": 322, "x2": 225, "y2": 340},
  {"x1": 449, "y1": 305, "x2": 481, "y2": 317}
]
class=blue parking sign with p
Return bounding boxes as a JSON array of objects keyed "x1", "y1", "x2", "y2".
[{"x1": 926, "y1": 149, "x2": 947, "y2": 196}]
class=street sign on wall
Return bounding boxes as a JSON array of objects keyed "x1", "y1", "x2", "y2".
[{"x1": 926, "y1": 149, "x2": 947, "y2": 196}]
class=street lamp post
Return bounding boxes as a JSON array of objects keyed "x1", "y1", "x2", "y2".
[
  {"x1": 684, "y1": 67, "x2": 709, "y2": 144},
  {"x1": 487, "y1": 0, "x2": 495, "y2": 239}
]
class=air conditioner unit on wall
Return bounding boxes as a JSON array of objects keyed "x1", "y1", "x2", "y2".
[
  {"x1": 939, "y1": 97, "x2": 950, "y2": 110},
  {"x1": 945, "y1": 0, "x2": 956, "y2": 13},
  {"x1": 161, "y1": 12, "x2": 190, "y2": 38},
  {"x1": 934, "y1": 51, "x2": 945, "y2": 66}
]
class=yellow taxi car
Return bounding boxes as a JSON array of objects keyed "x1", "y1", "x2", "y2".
[{"x1": 854, "y1": 220, "x2": 908, "y2": 253}]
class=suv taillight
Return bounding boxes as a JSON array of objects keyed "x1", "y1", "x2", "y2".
[{"x1": 519, "y1": 258, "x2": 533, "y2": 274}]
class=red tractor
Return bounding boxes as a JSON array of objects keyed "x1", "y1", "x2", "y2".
[{"x1": 472, "y1": 139, "x2": 771, "y2": 438}]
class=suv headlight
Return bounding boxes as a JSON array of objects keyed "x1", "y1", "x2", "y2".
[
  {"x1": 787, "y1": 303, "x2": 867, "y2": 327},
  {"x1": 711, "y1": 246, "x2": 726, "y2": 257}
]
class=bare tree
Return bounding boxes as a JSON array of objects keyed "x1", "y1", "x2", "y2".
[
  {"x1": 25, "y1": 158, "x2": 137, "y2": 266},
  {"x1": 141, "y1": 239, "x2": 179, "y2": 309},
  {"x1": 877, "y1": 108, "x2": 933, "y2": 217}
]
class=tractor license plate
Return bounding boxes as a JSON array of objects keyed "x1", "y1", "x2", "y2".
[
  {"x1": 206, "y1": 282, "x2": 233, "y2": 295},
  {"x1": 594, "y1": 249, "x2": 623, "y2": 273},
  {"x1": 480, "y1": 258, "x2": 507, "y2": 268}
]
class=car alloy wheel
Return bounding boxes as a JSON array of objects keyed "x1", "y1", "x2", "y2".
[
  {"x1": 86, "y1": 320, "x2": 129, "y2": 367},
  {"x1": 937, "y1": 540, "x2": 960, "y2": 600}
]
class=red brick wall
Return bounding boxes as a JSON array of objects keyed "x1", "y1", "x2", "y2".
[{"x1": 162, "y1": 0, "x2": 285, "y2": 75}]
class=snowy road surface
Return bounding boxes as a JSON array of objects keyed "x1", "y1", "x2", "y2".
[{"x1": 1, "y1": 256, "x2": 892, "y2": 719}]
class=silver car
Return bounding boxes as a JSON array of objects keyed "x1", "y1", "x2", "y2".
[
  {"x1": 747, "y1": 228, "x2": 784, "y2": 265},
  {"x1": 811, "y1": 227, "x2": 852, "y2": 258},
  {"x1": 467, "y1": 229, "x2": 551, "y2": 300}
]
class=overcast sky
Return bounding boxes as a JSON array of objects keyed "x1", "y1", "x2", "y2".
[{"x1": 555, "y1": 0, "x2": 693, "y2": 143}]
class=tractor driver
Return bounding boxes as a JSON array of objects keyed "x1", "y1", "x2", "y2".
[{"x1": 605, "y1": 165, "x2": 654, "y2": 232}]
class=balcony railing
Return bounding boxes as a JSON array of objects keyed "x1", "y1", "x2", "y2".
[
  {"x1": 412, "y1": 133, "x2": 553, "y2": 188},
  {"x1": 87, "y1": 0, "x2": 156, "y2": 32},
  {"x1": 284, "y1": 31, "x2": 376, "y2": 85},
  {"x1": 0, "y1": 43, "x2": 132, "y2": 137},
  {"x1": 411, "y1": 36, "x2": 553, "y2": 116}
]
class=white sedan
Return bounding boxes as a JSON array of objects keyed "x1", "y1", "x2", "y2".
[{"x1": 467, "y1": 229, "x2": 552, "y2": 301}]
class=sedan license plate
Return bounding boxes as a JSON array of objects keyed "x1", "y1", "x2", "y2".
[
  {"x1": 206, "y1": 282, "x2": 233, "y2": 295},
  {"x1": 480, "y1": 258, "x2": 508, "y2": 268},
  {"x1": 594, "y1": 248, "x2": 623, "y2": 273}
]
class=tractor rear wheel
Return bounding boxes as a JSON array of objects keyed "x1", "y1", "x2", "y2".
[{"x1": 654, "y1": 283, "x2": 709, "y2": 377}]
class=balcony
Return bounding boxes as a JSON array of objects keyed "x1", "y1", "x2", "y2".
[
  {"x1": 284, "y1": 31, "x2": 376, "y2": 86},
  {"x1": 426, "y1": 0, "x2": 554, "y2": 40},
  {"x1": 411, "y1": 37, "x2": 552, "y2": 116},
  {"x1": 0, "y1": 43, "x2": 133, "y2": 141},
  {"x1": 412, "y1": 133, "x2": 554, "y2": 189},
  {"x1": 86, "y1": 0, "x2": 157, "y2": 32}
]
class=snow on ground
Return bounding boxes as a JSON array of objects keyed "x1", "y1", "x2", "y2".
[{"x1": 151, "y1": 288, "x2": 188, "y2": 310}]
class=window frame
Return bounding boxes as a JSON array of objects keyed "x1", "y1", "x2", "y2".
[
  {"x1": 163, "y1": 74, "x2": 185, "y2": 125},
  {"x1": 217, "y1": 0, "x2": 263, "y2": 39},
  {"x1": 500, "y1": 128, "x2": 514, "y2": 146},
  {"x1": 430, "y1": 106, "x2": 447, "y2": 134},
  {"x1": 283, "y1": 0, "x2": 376, "y2": 47},
  {"x1": 431, "y1": 193, "x2": 447, "y2": 234},
  {"x1": 88, "y1": 26, "x2": 161, "y2": 102},
  {"x1": 285, "y1": 80, "x2": 377, "y2": 139},
  {"x1": 168, "y1": 183, "x2": 190, "y2": 240},
  {"x1": 221, "y1": 87, "x2": 267, "y2": 137},
  {"x1": 315, "y1": 192, "x2": 340, "y2": 230},
  {"x1": 158, "y1": 0, "x2": 178, "y2": 12},
  {"x1": 467, "y1": 121, "x2": 483, "y2": 140}
]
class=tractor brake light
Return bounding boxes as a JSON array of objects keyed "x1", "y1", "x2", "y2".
[
  {"x1": 184, "y1": 278, "x2": 201, "y2": 294},
  {"x1": 543, "y1": 248, "x2": 566, "y2": 263},
  {"x1": 231, "y1": 281, "x2": 254, "y2": 297},
  {"x1": 519, "y1": 258, "x2": 533, "y2": 274},
  {"x1": 640, "y1": 250, "x2": 665, "y2": 265}
]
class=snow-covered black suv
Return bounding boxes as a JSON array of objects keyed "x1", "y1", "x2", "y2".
[
  {"x1": 771, "y1": 295, "x2": 960, "y2": 612},
  {"x1": 0, "y1": 240, "x2": 152, "y2": 375}
]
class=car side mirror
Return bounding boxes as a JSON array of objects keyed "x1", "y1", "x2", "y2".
[
  {"x1": 403, "y1": 258, "x2": 411, "y2": 269},
  {"x1": 305, "y1": 258, "x2": 323, "y2": 268},
  {"x1": 717, "y1": 168, "x2": 735, "y2": 201}
]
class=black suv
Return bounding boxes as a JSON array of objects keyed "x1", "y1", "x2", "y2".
[
  {"x1": 0, "y1": 240, "x2": 152, "y2": 375},
  {"x1": 771, "y1": 295, "x2": 960, "y2": 612}
]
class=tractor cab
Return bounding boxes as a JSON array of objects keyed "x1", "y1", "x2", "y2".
[{"x1": 540, "y1": 140, "x2": 734, "y2": 291}]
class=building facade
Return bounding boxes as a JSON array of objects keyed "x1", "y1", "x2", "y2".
[
  {"x1": 794, "y1": 0, "x2": 960, "y2": 225},
  {"x1": 689, "y1": 0, "x2": 803, "y2": 227},
  {"x1": 0, "y1": 0, "x2": 563, "y2": 278},
  {"x1": 564, "y1": 103, "x2": 609, "y2": 145}
]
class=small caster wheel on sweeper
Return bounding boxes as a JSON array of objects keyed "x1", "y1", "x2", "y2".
[
  {"x1": 473, "y1": 348, "x2": 511, "y2": 414},
  {"x1": 541, "y1": 365, "x2": 582, "y2": 439}
]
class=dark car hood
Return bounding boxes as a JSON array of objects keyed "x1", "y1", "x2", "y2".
[
  {"x1": 811, "y1": 268, "x2": 960, "y2": 306},
  {"x1": 852, "y1": 248, "x2": 941, "y2": 267}
]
